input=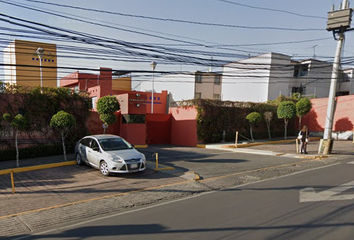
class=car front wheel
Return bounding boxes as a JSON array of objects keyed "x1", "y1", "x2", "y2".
[
  {"x1": 76, "y1": 153, "x2": 83, "y2": 165},
  {"x1": 100, "y1": 160, "x2": 110, "y2": 176}
]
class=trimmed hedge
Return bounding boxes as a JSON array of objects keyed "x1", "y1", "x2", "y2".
[
  {"x1": 0, "y1": 144, "x2": 74, "y2": 162},
  {"x1": 193, "y1": 99, "x2": 295, "y2": 143}
]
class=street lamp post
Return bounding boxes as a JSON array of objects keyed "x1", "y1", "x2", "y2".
[
  {"x1": 150, "y1": 61, "x2": 157, "y2": 114},
  {"x1": 36, "y1": 47, "x2": 45, "y2": 93}
]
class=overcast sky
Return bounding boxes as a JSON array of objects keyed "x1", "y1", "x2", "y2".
[{"x1": 0, "y1": 0, "x2": 351, "y2": 81}]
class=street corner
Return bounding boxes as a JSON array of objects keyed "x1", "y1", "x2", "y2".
[
  {"x1": 177, "y1": 171, "x2": 203, "y2": 181},
  {"x1": 298, "y1": 155, "x2": 329, "y2": 160}
]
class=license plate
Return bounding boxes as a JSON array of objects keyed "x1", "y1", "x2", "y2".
[{"x1": 130, "y1": 163, "x2": 138, "y2": 169}]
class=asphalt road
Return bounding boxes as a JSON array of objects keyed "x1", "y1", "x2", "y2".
[
  {"x1": 20, "y1": 158, "x2": 354, "y2": 240},
  {"x1": 139, "y1": 145, "x2": 307, "y2": 179}
]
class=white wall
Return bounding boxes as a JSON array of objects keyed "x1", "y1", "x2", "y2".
[
  {"x1": 340, "y1": 68, "x2": 354, "y2": 94},
  {"x1": 222, "y1": 53, "x2": 336, "y2": 102},
  {"x1": 268, "y1": 53, "x2": 293, "y2": 100},
  {"x1": 137, "y1": 73, "x2": 195, "y2": 102},
  {"x1": 302, "y1": 60, "x2": 332, "y2": 98},
  {"x1": 222, "y1": 53, "x2": 274, "y2": 102}
]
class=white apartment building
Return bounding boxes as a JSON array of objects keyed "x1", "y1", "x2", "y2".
[{"x1": 222, "y1": 52, "x2": 354, "y2": 102}]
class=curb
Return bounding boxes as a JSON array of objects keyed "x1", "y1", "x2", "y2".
[
  {"x1": 197, "y1": 137, "x2": 322, "y2": 149},
  {"x1": 135, "y1": 144, "x2": 148, "y2": 148},
  {"x1": 0, "y1": 161, "x2": 77, "y2": 175}
]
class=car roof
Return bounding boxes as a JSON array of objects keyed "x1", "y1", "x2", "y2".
[{"x1": 86, "y1": 134, "x2": 122, "y2": 140}]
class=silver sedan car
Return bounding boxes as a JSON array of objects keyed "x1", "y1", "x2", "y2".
[{"x1": 75, "y1": 134, "x2": 146, "y2": 176}]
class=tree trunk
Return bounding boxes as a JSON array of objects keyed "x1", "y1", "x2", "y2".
[
  {"x1": 250, "y1": 125, "x2": 254, "y2": 142},
  {"x1": 15, "y1": 130, "x2": 19, "y2": 167},
  {"x1": 61, "y1": 132, "x2": 67, "y2": 161},
  {"x1": 266, "y1": 122, "x2": 271, "y2": 140},
  {"x1": 284, "y1": 119, "x2": 289, "y2": 140},
  {"x1": 298, "y1": 117, "x2": 302, "y2": 130}
]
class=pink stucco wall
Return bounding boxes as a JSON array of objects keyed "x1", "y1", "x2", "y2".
[
  {"x1": 302, "y1": 95, "x2": 354, "y2": 132},
  {"x1": 170, "y1": 106, "x2": 198, "y2": 146}
]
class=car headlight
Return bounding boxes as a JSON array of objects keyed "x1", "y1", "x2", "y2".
[
  {"x1": 140, "y1": 155, "x2": 146, "y2": 162},
  {"x1": 108, "y1": 155, "x2": 123, "y2": 163}
]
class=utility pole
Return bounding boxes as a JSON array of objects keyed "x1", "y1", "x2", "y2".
[{"x1": 320, "y1": 0, "x2": 352, "y2": 154}]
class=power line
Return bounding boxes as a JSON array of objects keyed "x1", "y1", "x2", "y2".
[
  {"x1": 216, "y1": 0, "x2": 326, "y2": 20},
  {"x1": 18, "y1": 0, "x2": 324, "y2": 31}
]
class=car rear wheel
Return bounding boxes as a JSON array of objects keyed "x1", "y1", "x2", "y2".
[
  {"x1": 100, "y1": 161, "x2": 110, "y2": 176},
  {"x1": 76, "y1": 154, "x2": 83, "y2": 165}
]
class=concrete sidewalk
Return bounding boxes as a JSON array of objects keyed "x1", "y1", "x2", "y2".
[{"x1": 203, "y1": 138, "x2": 354, "y2": 157}]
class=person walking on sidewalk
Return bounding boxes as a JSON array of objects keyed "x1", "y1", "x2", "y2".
[{"x1": 299, "y1": 125, "x2": 309, "y2": 154}]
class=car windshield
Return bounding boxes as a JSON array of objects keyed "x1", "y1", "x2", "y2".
[{"x1": 99, "y1": 138, "x2": 133, "y2": 151}]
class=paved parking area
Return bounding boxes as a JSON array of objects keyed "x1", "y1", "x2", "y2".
[{"x1": 0, "y1": 164, "x2": 185, "y2": 218}]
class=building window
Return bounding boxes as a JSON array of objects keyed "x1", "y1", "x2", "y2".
[
  {"x1": 195, "y1": 92, "x2": 201, "y2": 99},
  {"x1": 340, "y1": 72, "x2": 350, "y2": 82},
  {"x1": 213, "y1": 94, "x2": 220, "y2": 100},
  {"x1": 294, "y1": 64, "x2": 309, "y2": 77},
  {"x1": 122, "y1": 114, "x2": 145, "y2": 124},
  {"x1": 292, "y1": 86, "x2": 305, "y2": 95},
  {"x1": 336, "y1": 91, "x2": 349, "y2": 96},
  {"x1": 214, "y1": 75, "x2": 221, "y2": 85},
  {"x1": 91, "y1": 97, "x2": 97, "y2": 110},
  {"x1": 195, "y1": 74, "x2": 202, "y2": 83}
]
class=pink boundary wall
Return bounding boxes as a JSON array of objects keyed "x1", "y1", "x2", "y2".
[
  {"x1": 302, "y1": 95, "x2": 354, "y2": 133},
  {"x1": 170, "y1": 106, "x2": 198, "y2": 146}
]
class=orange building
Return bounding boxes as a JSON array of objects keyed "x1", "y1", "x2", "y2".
[
  {"x1": 4, "y1": 39, "x2": 57, "y2": 88},
  {"x1": 60, "y1": 68, "x2": 168, "y2": 114},
  {"x1": 60, "y1": 68, "x2": 170, "y2": 144}
]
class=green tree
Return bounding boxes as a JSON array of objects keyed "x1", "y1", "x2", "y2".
[
  {"x1": 246, "y1": 112, "x2": 262, "y2": 142},
  {"x1": 3, "y1": 113, "x2": 28, "y2": 167},
  {"x1": 100, "y1": 113, "x2": 117, "y2": 127},
  {"x1": 296, "y1": 98, "x2": 312, "y2": 130},
  {"x1": 277, "y1": 101, "x2": 296, "y2": 139},
  {"x1": 264, "y1": 111, "x2": 273, "y2": 140},
  {"x1": 50, "y1": 111, "x2": 76, "y2": 161},
  {"x1": 96, "y1": 96, "x2": 120, "y2": 133}
]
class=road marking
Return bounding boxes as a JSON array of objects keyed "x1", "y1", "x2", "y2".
[
  {"x1": 146, "y1": 161, "x2": 174, "y2": 170},
  {"x1": 1, "y1": 158, "x2": 336, "y2": 222},
  {"x1": 18, "y1": 162, "x2": 339, "y2": 239},
  {"x1": 347, "y1": 161, "x2": 354, "y2": 164},
  {"x1": 300, "y1": 180, "x2": 354, "y2": 202}
]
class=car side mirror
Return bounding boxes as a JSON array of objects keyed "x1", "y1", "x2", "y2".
[{"x1": 92, "y1": 146, "x2": 99, "y2": 152}]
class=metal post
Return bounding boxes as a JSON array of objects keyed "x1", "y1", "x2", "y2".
[
  {"x1": 36, "y1": 47, "x2": 45, "y2": 93},
  {"x1": 235, "y1": 131, "x2": 239, "y2": 148},
  {"x1": 153, "y1": 153, "x2": 159, "y2": 172},
  {"x1": 150, "y1": 61, "x2": 157, "y2": 114},
  {"x1": 321, "y1": 0, "x2": 349, "y2": 155},
  {"x1": 151, "y1": 71, "x2": 154, "y2": 113},
  {"x1": 10, "y1": 171, "x2": 15, "y2": 194},
  {"x1": 39, "y1": 55, "x2": 43, "y2": 93}
]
